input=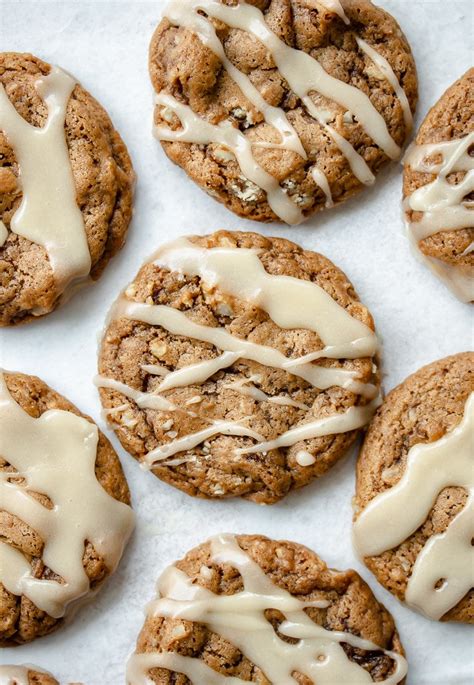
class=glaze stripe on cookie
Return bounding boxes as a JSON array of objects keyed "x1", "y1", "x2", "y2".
[
  {"x1": 97, "y1": 238, "x2": 379, "y2": 467},
  {"x1": 0, "y1": 371, "x2": 135, "y2": 619},
  {"x1": 0, "y1": 67, "x2": 90, "y2": 289},
  {"x1": 155, "y1": 0, "x2": 409, "y2": 223},
  {"x1": 126, "y1": 533, "x2": 407, "y2": 684},
  {"x1": 353, "y1": 392, "x2": 474, "y2": 620},
  {"x1": 404, "y1": 133, "x2": 474, "y2": 301},
  {"x1": 0, "y1": 666, "x2": 53, "y2": 685}
]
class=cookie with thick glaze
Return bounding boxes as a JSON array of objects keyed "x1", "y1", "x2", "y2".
[
  {"x1": 403, "y1": 69, "x2": 474, "y2": 302},
  {"x1": 0, "y1": 52, "x2": 135, "y2": 326},
  {"x1": 0, "y1": 371, "x2": 134, "y2": 645},
  {"x1": 150, "y1": 0, "x2": 417, "y2": 224},
  {"x1": 98, "y1": 230, "x2": 380, "y2": 504},
  {"x1": 353, "y1": 352, "x2": 473, "y2": 623},
  {"x1": 126, "y1": 533, "x2": 407, "y2": 684}
]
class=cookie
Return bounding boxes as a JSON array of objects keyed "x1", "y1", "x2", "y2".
[
  {"x1": 403, "y1": 69, "x2": 474, "y2": 302},
  {"x1": 126, "y1": 533, "x2": 407, "y2": 684},
  {"x1": 149, "y1": 0, "x2": 417, "y2": 224},
  {"x1": 0, "y1": 52, "x2": 135, "y2": 326},
  {"x1": 0, "y1": 665, "x2": 58, "y2": 685},
  {"x1": 353, "y1": 352, "x2": 474, "y2": 623},
  {"x1": 97, "y1": 230, "x2": 379, "y2": 503},
  {"x1": 0, "y1": 371, "x2": 135, "y2": 645}
]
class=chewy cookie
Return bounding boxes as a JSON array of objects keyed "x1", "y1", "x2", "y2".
[
  {"x1": 353, "y1": 352, "x2": 474, "y2": 622},
  {"x1": 98, "y1": 230, "x2": 380, "y2": 504},
  {"x1": 0, "y1": 52, "x2": 135, "y2": 326},
  {"x1": 403, "y1": 69, "x2": 474, "y2": 302},
  {"x1": 0, "y1": 666, "x2": 58, "y2": 685},
  {"x1": 150, "y1": 0, "x2": 417, "y2": 224},
  {"x1": 126, "y1": 533, "x2": 407, "y2": 684},
  {"x1": 0, "y1": 371, "x2": 135, "y2": 645}
]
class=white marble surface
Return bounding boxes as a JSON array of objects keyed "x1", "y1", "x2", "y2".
[{"x1": 0, "y1": 0, "x2": 473, "y2": 683}]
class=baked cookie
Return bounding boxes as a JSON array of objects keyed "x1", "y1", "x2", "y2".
[
  {"x1": 97, "y1": 230, "x2": 380, "y2": 503},
  {"x1": 0, "y1": 371, "x2": 135, "y2": 645},
  {"x1": 126, "y1": 533, "x2": 407, "y2": 684},
  {"x1": 0, "y1": 52, "x2": 135, "y2": 326},
  {"x1": 0, "y1": 665, "x2": 58, "y2": 685},
  {"x1": 353, "y1": 352, "x2": 474, "y2": 623},
  {"x1": 403, "y1": 69, "x2": 474, "y2": 302},
  {"x1": 150, "y1": 0, "x2": 417, "y2": 224}
]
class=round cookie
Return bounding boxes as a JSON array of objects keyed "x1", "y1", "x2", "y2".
[
  {"x1": 98, "y1": 230, "x2": 380, "y2": 504},
  {"x1": 0, "y1": 665, "x2": 58, "y2": 685},
  {"x1": 353, "y1": 352, "x2": 474, "y2": 623},
  {"x1": 0, "y1": 52, "x2": 135, "y2": 326},
  {"x1": 403, "y1": 69, "x2": 474, "y2": 302},
  {"x1": 0, "y1": 371, "x2": 135, "y2": 645},
  {"x1": 126, "y1": 533, "x2": 407, "y2": 684},
  {"x1": 150, "y1": 0, "x2": 417, "y2": 224}
]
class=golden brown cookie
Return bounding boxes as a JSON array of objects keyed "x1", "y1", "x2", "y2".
[
  {"x1": 403, "y1": 69, "x2": 474, "y2": 302},
  {"x1": 126, "y1": 533, "x2": 407, "y2": 684},
  {"x1": 98, "y1": 230, "x2": 380, "y2": 504},
  {"x1": 0, "y1": 52, "x2": 135, "y2": 326},
  {"x1": 0, "y1": 371, "x2": 134, "y2": 646},
  {"x1": 0, "y1": 665, "x2": 58, "y2": 685},
  {"x1": 353, "y1": 352, "x2": 474, "y2": 623},
  {"x1": 150, "y1": 0, "x2": 417, "y2": 224}
]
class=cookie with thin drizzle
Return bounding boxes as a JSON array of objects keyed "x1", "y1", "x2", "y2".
[
  {"x1": 353, "y1": 352, "x2": 474, "y2": 623},
  {"x1": 97, "y1": 230, "x2": 379, "y2": 503},
  {"x1": 0, "y1": 371, "x2": 135, "y2": 645},
  {"x1": 127, "y1": 533, "x2": 407, "y2": 684},
  {"x1": 150, "y1": 0, "x2": 417, "y2": 224},
  {"x1": 0, "y1": 53, "x2": 135, "y2": 326},
  {"x1": 403, "y1": 69, "x2": 474, "y2": 302}
]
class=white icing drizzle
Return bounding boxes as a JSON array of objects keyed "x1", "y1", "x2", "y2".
[
  {"x1": 156, "y1": 0, "x2": 407, "y2": 223},
  {"x1": 0, "y1": 219, "x2": 8, "y2": 247},
  {"x1": 101, "y1": 239, "x2": 379, "y2": 466},
  {"x1": 353, "y1": 392, "x2": 474, "y2": 620},
  {"x1": 163, "y1": 0, "x2": 306, "y2": 159},
  {"x1": 404, "y1": 134, "x2": 474, "y2": 301},
  {"x1": 0, "y1": 666, "x2": 31, "y2": 685},
  {"x1": 0, "y1": 371, "x2": 134, "y2": 619},
  {"x1": 154, "y1": 238, "x2": 377, "y2": 353},
  {"x1": 145, "y1": 419, "x2": 265, "y2": 464},
  {"x1": 223, "y1": 376, "x2": 311, "y2": 410},
  {"x1": 0, "y1": 67, "x2": 90, "y2": 289},
  {"x1": 237, "y1": 398, "x2": 380, "y2": 456},
  {"x1": 295, "y1": 449, "x2": 317, "y2": 466},
  {"x1": 154, "y1": 92, "x2": 304, "y2": 225},
  {"x1": 311, "y1": 166, "x2": 334, "y2": 208},
  {"x1": 116, "y1": 300, "x2": 376, "y2": 397},
  {"x1": 0, "y1": 666, "x2": 55, "y2": 685},
  {"x1": 126, "y1": 533, "x2": 407, "y2": 684},
  {"x1": 318, "y1": 0, "x2": 350, "y2": 24},
  {"x1": 355, "y1": 37, "x2": 413, "y2": 132}
]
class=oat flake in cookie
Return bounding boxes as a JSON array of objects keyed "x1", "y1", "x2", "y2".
[
  {"x1": 97, "y1": 230, "x2": 380, "y2": 503},
  {"x1": 403, "y1": 69, "x2": 474, "y2": 303},
  {"x1": 127, "y1": 533, "x2": 407, "y2": 684},
  {"x1": 149, "y1": 0, "x2": 417, "y2": 224},
  {"x1": 353, "y1": 352, "x2": 474, "y2": 623},
  {"x1": 0, "y1": 53, "x2": 135, "y2": 326},
  {"x1": 0, "y1": 371, "x2": 135, "y2": 645}
]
